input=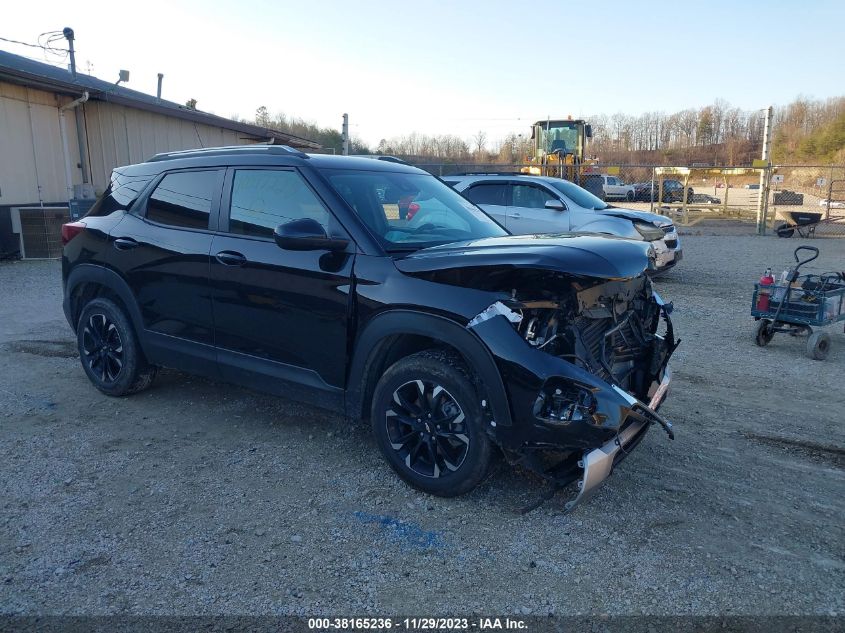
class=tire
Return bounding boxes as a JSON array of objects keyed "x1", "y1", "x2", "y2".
[
  {"x1": 626, "y1": 190, "x2": 635, "y2": 201},
  {"x1": 776, "y1": 223, "x2": 795, "y2": 238},
  {"x1": 370, "y1": 349, "x2": 492, "y2": 497},
  {"x1": 806, "y1": 331, "x2": 831, "y2": 360},
  {"x1": 76, "y1": 298, "x2": 157, "y2": 396},
  {"x1": 755, "y1": 320, "x2": 774, "y2": 347}
]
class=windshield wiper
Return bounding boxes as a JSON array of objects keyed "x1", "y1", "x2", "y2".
[{"x1": 384, "y1": 245, "x2": 422, "y2": 254}]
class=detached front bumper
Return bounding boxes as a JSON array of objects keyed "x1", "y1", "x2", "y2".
[{"x1": 563, "y1": 367, "x2": 673, "y2": 511}]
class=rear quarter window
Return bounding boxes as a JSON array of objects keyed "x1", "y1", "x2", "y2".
[{"x1": 85, "y1": 170, "x2": 155, "y2": 217}]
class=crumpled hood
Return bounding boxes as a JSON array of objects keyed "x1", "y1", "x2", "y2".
[
  {"x1": 394, "y1": 233, "x2": 654, "y2": 279},
  {"x1": 599, "y1": 207, "x2": 673, "y2": 227}
]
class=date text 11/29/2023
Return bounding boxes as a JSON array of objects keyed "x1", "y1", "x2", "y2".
[{"x1": 307, "y1": 617, "x2": 528, "y2": 630}]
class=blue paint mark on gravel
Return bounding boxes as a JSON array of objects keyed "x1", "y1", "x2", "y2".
[{"x1": 352, "y1": 511, "x2": 443, "y2": 550}]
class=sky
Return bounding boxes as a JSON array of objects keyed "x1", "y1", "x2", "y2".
[{"x1": 2, "y1": 0, "x2": 844, "y2": 147}]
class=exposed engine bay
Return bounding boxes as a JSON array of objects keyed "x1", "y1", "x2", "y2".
[
  {"x1": 444, "y1": 266, "x2": 677, "y2": 430},
  {"x1": 510, "y1": 275, "x2": 673, "y2": 399}
]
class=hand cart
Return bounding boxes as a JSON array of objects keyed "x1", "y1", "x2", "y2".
[{"x1": 751, "y1": 246, "x2": 845, "y2": 360}]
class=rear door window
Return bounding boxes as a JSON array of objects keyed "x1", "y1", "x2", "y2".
[
  {"x1": 464, "y1": 183, "x2": 508, "y2": 206},
  {"x1": 145, "y1": 170, "x2": 220, "y2": 229}
]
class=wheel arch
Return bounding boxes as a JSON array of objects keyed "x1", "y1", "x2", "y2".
[
  {"x1": 65, "y1": 264, "x2": 147, "y2": 351},
  {"x1": 346, "y1": 310, "x2": 513, "y2": 428}
]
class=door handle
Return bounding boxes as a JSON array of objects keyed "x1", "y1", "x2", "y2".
[
  {"x1": 511, "y1": 212, "x2": 521, "y2": 218},
  {"x1": 113, "y1": 237, "x2": 139, "y2": 250},
  {"x1": 215, "y1": 251, "x2": 247, "y2": 266}
]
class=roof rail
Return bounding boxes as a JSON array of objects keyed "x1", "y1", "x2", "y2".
[
  {"x1": 349, "y1": 154, "x2": 409, "y2": 165},
  {"x1": 447, "y1": 171, "x2": 526, "y2": 177},
  {"x1": 148, "y1": 144, "x2": 310, "y2": 162}
]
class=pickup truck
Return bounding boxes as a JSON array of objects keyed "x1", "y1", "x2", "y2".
[{"x1": 598, "y1": 174, "x2": 636, "y2": 201}]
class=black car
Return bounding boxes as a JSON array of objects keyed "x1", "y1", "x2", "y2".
[
  {"x1": 633, "y1": 180, "x2": 694, "y2": 203},
  {"x1": 61, "y1": 146, "x2": 677, "y2": 508}
]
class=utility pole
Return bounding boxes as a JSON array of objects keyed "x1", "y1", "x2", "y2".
[
  {"x1": 755, "y1": 106, "x2": 774, "y2": 235},
  {"x1": 63, "y1": 27, "x2": 76, "y2": 79},
  {"x1": 342, "y1": 113, "x2": 349, "y2": 156}
]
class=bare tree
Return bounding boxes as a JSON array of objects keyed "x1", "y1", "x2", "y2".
[
  {"x1": 255, "y1": 105, "x2": 270, "y2": 127},
  {"x1": 472, "y1": 130, "x2": 488, "y2": 157}
]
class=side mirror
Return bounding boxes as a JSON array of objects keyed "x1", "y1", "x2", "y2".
[
  {"x1": 545, "y1": 199, "x2": 566, "y2": 211},
  {"x1": 273, "y1": 218, "x2": 349, "y2": 252}
]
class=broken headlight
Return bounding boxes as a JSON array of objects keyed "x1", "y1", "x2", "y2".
[
  {"x1": 533, "y1": 380, "x2": 597, "y2": 424},
  {"x1": 634, "y1": 222, "x2": 665, "y2": 242}
]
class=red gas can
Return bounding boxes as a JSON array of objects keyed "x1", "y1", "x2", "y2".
[{"x1": 757, "y1": 268, "x2": 774, "y2": 312}]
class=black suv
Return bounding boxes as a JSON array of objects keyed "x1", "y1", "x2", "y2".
[{"x1": 62, "y1": 146, "x2": 677, "y2": 508}]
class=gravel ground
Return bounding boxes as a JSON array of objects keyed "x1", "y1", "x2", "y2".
[{"x1": 1, "y1": 233, "x2": 843, "y2": 617}]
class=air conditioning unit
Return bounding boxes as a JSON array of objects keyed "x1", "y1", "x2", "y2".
[{"x1": 11, "y1": 207, "x2": 70, "y2": 259}]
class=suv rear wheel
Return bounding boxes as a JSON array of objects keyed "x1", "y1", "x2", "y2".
[
  {"x1": 371, "y1": 350, "x2": 492, "y2": 497},
  {"x1": 76, "y1": 298, "x2": 157, "y2": 396}
]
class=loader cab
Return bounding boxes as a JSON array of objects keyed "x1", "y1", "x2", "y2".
[{"x1": 532, "y1": 119, "x2": 592, "y2": 163}]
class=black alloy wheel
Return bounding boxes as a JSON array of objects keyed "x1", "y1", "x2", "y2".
[
  {"x1": 81, "y1": 312, "x2": 124, "y2": 384},
  {"x1": 386, "y1": 379, "x2": 470, "y2": 478},
  {"x1": 76, "y1": 298, "x2": 157, "y2": 396},
  {"x1": 371, "y1": 350, "x2": 492, "y2": 497}
]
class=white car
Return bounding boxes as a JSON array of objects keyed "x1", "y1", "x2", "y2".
[
  {"x1": 443, "y1": 174, "x2": 682, "y2": 272},
  {"x1": 819, "y1": 199, "x2": 845, "y2": 208},
  {"x1": 598, "y1": 174, "x2": 636, "y2": 201}
]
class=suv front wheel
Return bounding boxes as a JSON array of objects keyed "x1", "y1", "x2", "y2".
[
  {"x1": 371, "y1": 350, "x2": 492, "y2": 497},
  {"x1": 76, "y1": 298, "x2": 157, "y2": 396}
]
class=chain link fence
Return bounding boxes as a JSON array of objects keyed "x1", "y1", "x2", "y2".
[
  {"x1": 767, "y1": 165, "x2": 845, "y2": 237},
  {"x1": 414, "y1": 162, "x2": 845, "y2": 236}
]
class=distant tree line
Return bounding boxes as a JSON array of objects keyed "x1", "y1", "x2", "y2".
[
  {"x1": 246, "y1": 96, "x2": 845, "y2": 166},
  {"x1": 589, "y1": 96, "x2": 845, "y2": 166},
  {"x1": 249, "y1": 106, "x2": 371, "y2": 155},
  {"x1": 771, "y1": 97, "x2": 845, "y2": 164}
]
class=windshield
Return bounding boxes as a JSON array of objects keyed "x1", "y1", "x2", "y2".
[
  {"x1": 547, "y1": 179, "x2": 609, "y2": 210},
  {"x1": 321, "y1": 169, "x2": 507, "y2": 252},
  {"x1": 538, "y1": 122, "x2": 579, "y2": 155}
]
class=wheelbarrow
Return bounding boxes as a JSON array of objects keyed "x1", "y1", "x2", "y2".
[{"x1": 775, "y1": 211, "x2": 823, "y2": 238}]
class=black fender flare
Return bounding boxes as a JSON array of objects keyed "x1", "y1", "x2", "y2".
[
  {"x1": 64, "y1": 264, "x2": 146, "y2": 345},
  {"x1": 345, "y1": 310, "x2": 513, "y2": 428}
]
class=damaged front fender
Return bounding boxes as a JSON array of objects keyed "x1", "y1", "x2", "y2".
[
  {"x1": 468, "y1": 312, "x2": 662, "y2": 450},
  {"x1": 465, "y1": 288, "x2": 678, "y2": 510}
]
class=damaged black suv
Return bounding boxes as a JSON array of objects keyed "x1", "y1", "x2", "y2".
[{"x1": 62, "y1": 146, "x2": 677, "y2": 508}]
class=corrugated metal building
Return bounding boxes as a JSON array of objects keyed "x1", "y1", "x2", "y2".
[{"x1": 0, "y1": 49, "x2": 320, "y2": 258}]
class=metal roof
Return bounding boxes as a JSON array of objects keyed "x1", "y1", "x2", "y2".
[{"x1": 0, "y1": 48, "x2": 321, "y2": 150}]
